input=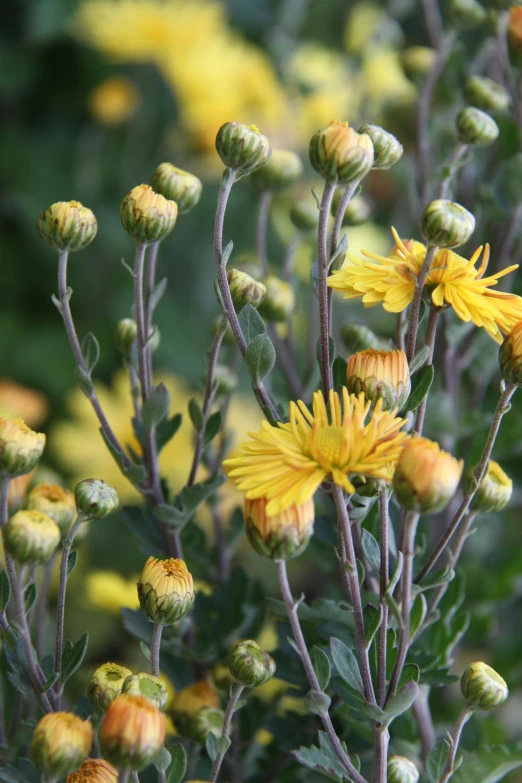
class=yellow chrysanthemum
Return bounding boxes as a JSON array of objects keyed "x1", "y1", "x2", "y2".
[
  {"x1": 224, "y1": 388, "x2": 407, "y2": 516},
  {"x1": 328, "y1": 228, "x2": 522, "y2": 343}
]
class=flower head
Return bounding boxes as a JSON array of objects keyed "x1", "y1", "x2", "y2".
[
  {"x1": 122, "y1": 672, "x2": 169, "y2": 709},
  {"x1": 309, "y1": 120, "x2": 374, "y2": 184},
  {"x1": 244, "y1": 496, "x2": 314, "y2": 559},
  {"x1": 151, "y1": 163, "x2": 202, "y2": 214},
  {"x1": 224, "y1": 388, "x2": 407, "y2": 515},
  {"x1": 0, "y1": 417, "x2": 45, "y2": 477},
  {"x1": 88, "y1": 662, "x2": 133, "y2": 712},
  {"x1": 229, "y1": 639, "x2": 276, "y2": 687},
  {"x1": 215, "y1": 122, "x2": 271, "y2": 176},
  {"x1": 75, "y1": 478, "x2": 119, "y2": 519},
  {"x1": 346, "y1": 348, "x2": 410, "y2": 411},
  {"x1": 470, "y1": 460, "x2": 512, "y2": 514},
  {"x1": 171, "y1": 680, "x2": 221, "y2": 741},
  {"x1": 66, "y1": 759, "x2": 118, "y2": 783},
  {"x1": 329, "y1": 228, "x2": 522, "y2": 343},
  {"x1": 5, "y1": 510, "x2": 61, "y2": 564},
  {"x1": 387, "y1": 756, "x2": 419, "y2": 783},
  {"x1": 31, "y1": 712, "x2": 93, "y2": 778},
  {"x1": 36, "y1": 201, "x2": 97, "y2": 252},
  {"x1": 393, "y1": 437, "x2": 463, "y2": 514},
  {"x1": 138, "y1": 556, "x2": 194, "y2": 625},
  {"x1": 99, "y1": 694, "x2": 165, "y2": 770},
  {"x1": 461, "y1": 662, "x2": 508, "y2": 711},
  {"x1": 120, "y1": 185, "x2": 177, "y2": 245},
  {"x1": 27, "y1": 483, "x2": 76, "y2": 536}
]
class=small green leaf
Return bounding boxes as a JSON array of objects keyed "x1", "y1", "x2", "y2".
[
  {"x1": 204, "y1": 410, "x2": 223, "y2": 445},
  {"x1": 398, "y1": 663, "x2": 420, "y2": 690},
  {"x1": 150, "y1": 277, "x2": 168, "y2": 313},
  {"x1": 387, "y1": 552, "x2": 404, "y2": 595},
  {"x1": 410, "y1": 594, "x2": 427, "y2": 637},
  {"x1": 404, "y1": 364, "x2": 434, "y2": 412},
  {"x1": 427, "y1": 739, "x2": 450, "y2": 783},
  {"x1": 81, "y1": 332, "x2": 100, "y2": 373},
  {"x1": 154, "y1": 474, "x2": 226, "y2": 530},
  {"x1": 142, "y1": 383, "x2": 170, "y2": 428},
  {"x1": 415, "y1": 565, "x2": 455, "y2": 593},
  {"x1": 166, "y1": 744, "x2": 187, "y2": 783},
  {"x1": 75, "y1": 365, "x2": 94, "y2": 397},
  {"x1": 385, "y1": 592, "x2": 402, "y2": 626},
  {"x1": 188, "y1": 398, "x2": 204, "y2": 431},
  {"x1": 222, "y1": 240, "x2": 233, "y2": 267},
  {"x1": 304, "y1": 689, "x2": 331, "y2": 717},
  {"x1": 156, "y1": 413, "x2": 182, "y2": 452},
  {"x1": 41, "y1": 672, "x2": 59, "y2": 694},
  {"x1": 61, "y1": 632, "x2": 89, "y2": 684},
  {"x1": 409, "y1": 344, "x2": 430, "y2": 375},
  {"x1": 330, "y1": 637, "x2": 364, "y2": 696},
  {"x1": 364, "y1": 604, "x2": 382, "y2": 647},
  {"x1": 153, "y1": 746, "x2": 171, "y2": 772},
  {"x1": 24, "y1": 583, "x2": 37, "y2": 615},
  {"x1": 361, "y1": 529, "x2": 381, "y2": 573},
  {"x1": 67, "y1": 551, "x2": 78, "y2": 578},
  {"x1": 218, "y1": 734, "x2": 231, "y2": 755},
  {"x1": 206, "y1": 731, "x2": 219, "y2": 763},
  {"x1": 332, "y1": 356, "x2": 348, "y2": 389},
  {"x1": 311, "y1": 646, "x2": 331, "y2": 691},
  {"x1": 245, "y1": 333, "x2": 276, "y2": 382},
  {"x1": 0, "y1": 570, "x2": 10, "y2": 613},
  {"x1": 385, "y1": 679, "x2": 418, "y2": 723},
  {"x1": 140, "y1": 641, "x2": 151, "y2": 662},
  {"x1": 238, "y1": 304, "x2": 266, "y2": 344}
]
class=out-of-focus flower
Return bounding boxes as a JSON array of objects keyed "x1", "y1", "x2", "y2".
[
  {"x1": 508, "y1": 6, "x2": 522, "y2": 65},
  {"x1": 88, "y1": 663, "x2": 133, "y2": 712},
  {"x1": 400, "y1": 47, "x2": 436, "y2": 81},
  {"x1": 464, "y1": 75, "x2": 510, "y2": 114},
  {"x1": 171, "y1": 680, "x2": 221, "y2": 740},
  {"x1": 66, "y1": 759, "x2": 118, "y2": 783},
  {"x1": 151, "y1": 163, "x2": 202, "y2": 214},
  {"x1": 387, "y1": 756, "x2": 419, "y2": 783},
  {"x1": 85, "y1": 571, "x2": 141, "y2": 614},
  {"x1": 250, "y1": 149, "x2": 303, "y2": 192},
  {"x1": 0, "y1": 417, "x2": 45, "y2": 478},
  {"x1": 499, "y1": 320, "x2": 522, "y2": 384},
  {"x1": 0, "y1": 379, "x2": 49, "y2": 428},
  {"x1": 456, "y1": 107, "x2": 499, "y2": 146},
  {"x1": 225, "y1": 389, "x2": 407, "y2": 515},
  {"x1": 393, "y1": 437, "x2": 463, "y2": 514},
  {"x1": 361, "y1": 49, "x2": 415, "y2": 106},
  {"x1": 329, "y1": 228, "x2": 522, "y2": 343},
  {"x1": 5, "y1": 510, "x2": 61, "y2": 564},
  {"x1": 258, "y1": 276, "x2": 295, "y2": 322},
  {"x1": 99, "y1": 694, "x2": 165, "y2": 770},
  {"x1": 31, "y1": 713, "x2": 93, "y2": 778},
  {"x1": 88, "y1": 76, "x2": 139, "y2": 126}
]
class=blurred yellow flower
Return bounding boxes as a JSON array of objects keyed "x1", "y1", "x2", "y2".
[
  {"x1": 362, "y1": 48, "x2": 415, "y2": 105},
  {"x1": 88, "y1": 76, "x2": 139, "y2": 126},
  {"x1": 0, "y1": 379, "x2": 49, "y2": 428},
  {"x1": 344, "y1": 1, "x2": 384, "y2": 54},
  {"x1": 85, "y1": 571, "x2": 140, "y2": 614}
]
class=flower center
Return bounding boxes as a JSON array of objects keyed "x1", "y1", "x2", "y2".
[{"x1": 305, "y1": 426, "x2": 346, "y2": 468}]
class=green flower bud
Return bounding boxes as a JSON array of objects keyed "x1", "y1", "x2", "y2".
[
  {"x1": 137, "y1": 556, "x2": 195, "y2": 625},
  {"x1": 31, "y1": 712, "x2": 93, "y2": 778},
  {"x1": 347, "y1": 349, "x2": 411, "y2": 411},
  {"x1": 456, "y1": 107, "x2": 499, "y2": 146},
  {"x1": 464, "y1": 75, "x2": 510, "y2": 113},
  {"x1": 250, "y1": 149, "x2": 303, "y2": 191},
  {"x1": 226, "y1": 269, "x2": 266, "y2": 311},
  {"x1": 309, "y1": 121, "x2": 374, "y2": 185},
  {"x1": 121, "y1": 185, "x2": 178, "y2": 245},
  {"x1": 358, "y1": 123, "x2": 403, "y2": 170},
  {"x1": 469, "y1": 460, "x2": 512, "y2": 513},
  {"x1": 257, "y1": 275, "x2": 295, "y2": 322},
  {"x1": 387, "y1": 756, "x2": 419, "y2": 783},
  {"x1": 499, "y1": 320, "x2": 522, "y2": 385},
  {"x1": 244, "y1": 497, "x2": 315, "y2": 560},
  {"x1": 27, "y1": 483, "x2": 76, "y2": 537},
  {"x1": 186, "y1": 706, "x2": 225, "y2": 745},
  {"x1": 421, "y1": 199, "x2": 475, "y2": 248},
  {"x1": 401, "y1": 47, "x2": 436, "y2": 81},
  {"x1": 151, "y1": 163, "x2": 202, "y2": 214},
  {"x1": 122, "y1": 672, "x2": 168, "y2": 710},
  {"x1": 331, "y1": 191, "x2": 372, "y2": 227},
  {"x1": 75, "y1": 479, "x2": 119, "y2": 520},
  {"x1": 115, "y1": 318, "x2": 138, "y2": 356},
  {"x1": 215, "y1": 122, "x2": 271, "y2": 177},
  {"x1": 461, "y1": 662, "x2": 508, "y2": 710},
  {"x1": 87, "y1": 663, "x2": 133, "y2": 712},
  {"x1": 208, "y1": 364, "x2": 237, "y2": 396},
  {"x1": 350, "y1": 475, "x2": 388, "y2": 498},
  {"x1": 0, "y1": 417, "x2": 45, "y2": 478},
  {"x1": 229, "y1": 640, "x2": 276, "y2": 687},
  {"x1": 449, "y1": 0, "x2": 487, "y2": 27},
  {"x1": 5, "y1": 510, "x2": 61, "y2": 564},
  {"x1": 289, "y1": 201, "x2": 319, "y2": 232},
  {"x1": 36, "y1": 201, "x2": 97, "y2": 252},
  {"x1": 340, "y1": 323, "x2": 386, "y2": 353}
]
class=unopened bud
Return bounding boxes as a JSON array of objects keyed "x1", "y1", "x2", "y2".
[
  {"x1": 401, "y1": 47, "x2": 436, "y2": 81},
  {"x1": 66, "y1": 759, "x2": 118, "y2": 783},
  {"x1": 122, "y1": 672, "x2": 168, "y2": 709},
  {"x1": 36, "y1": 201, "x2": 97, "y2": 252},
  {"x1": 499, "y1": 320, "x2": 522, "y2": 385},
  {"x1": 469, "y1": 460, "x2": 512, "y2": 513},
  {"x1": 171, "y1": 680, "x2": 220, "y2": 740},
  {"x1": 243, "y1": 496, "x2": 315, "y2": 560},
  {"x1": 229, "y1": 639, "x2": 276, "y2": 687},
  {"x1": 387, "y1": 756, "x2": 419, "y2": 783},
  {"x1": 340, "y1": 323, "x2": 386, "y2": 353},
  {"x1": 0, "y1": 417, "x2": 45, "y2": 478},
  {"x1": 115, "y1": 318, "x2": 138, "y2": 357},
  {"x1": 347, "y1": 349, "x2": 410, "y2": 411},
  {"x1": 5, "y1": 510, "x2": 61, "y2": 564},
  {"x1": 393, "y1": 437, "x2": 463, "y2": 514},
  {"x1": 421, "y1": 199, "x2": 475, "y2": 248},
  {"x1": 137, "y1": 556, "x2": 194, "y2": 625},
  {"x1": 187, "y1": 706, "x2": 225, "y2": 744},
  {"x1": 461, "y1": 662, "x2": 508, "y2": 710},
  {"x1": 99, "y1": 694, "x2": 165, "y2": 770},
  {"x1": 151, "y1": 163, "x2": 202, "y2": 214},
  {"x1": 27, "y1": 483, "x2": 76, "y2": 536},
  {"x1": 87, "y1": 662, "x2": 133, "y2": 712},
  {"x1": 331, "y1": 191, "x2": 371, "y2": 227},
  {"x1": 226, "y1": 269, "x2": 266, "y2": 311},
  {"x1": 75, "y1": 478, "x2": 118, "y2": 520},
  {"x1": 251, "y1": 149, "x2": 303, "y2": 191},
  {"x1": 31, "y1": 712, "x2": 93, "y2": 778},
  {"x1": 449, "y1": 0, "x2": 487, "y2": 27},
  {"x1": 289, "y1": 201, "x2": 319, "y2": 232},
  {"x1": 121, "y1": 185, "x2": 177, "y2": 245},
  {"x1": 464, "y1": 75, "x2": 510, "y2": 113},
  {"x1": 456, "y1": 107, "x2": 499, "y2": 146},
  {"x1": 358, "y1": 124, "x2": 403, "y2": 170},
  {"x1": 258, "y1": 276, "x2": 295, "y2": 322},
  {"x1": 309, "y1": 121, "x2": 374, "y2": 185},
  {"x1": 215, "y1": 122, "x2": 271, "y2": 177}
]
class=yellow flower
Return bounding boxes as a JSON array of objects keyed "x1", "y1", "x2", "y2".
[
  {"x1": 346, "y1": 348, "x2": 410, "y2": 411},
  {"x1": 99, "y1": 694, "x2": 165, "y2": 771},
  {"x1": 66, "y1": 759, "x2": 118, "y2": 783},
  {"x1": 31, "y1": 712, "x2": 93, "y2": 778},
  {"x1": 88, "y1": 76, "x2": 139, "y2": 126},
  {"x1": 329, "y1": 228, "x2": 522, "y2": 343},
  {"x1": 393, "y1": 437, "x2": 463, "y2": 514},
  {"x1": 137, "y1": 556, "x2": 194, "y2": 624},
  {"x1": 85, "y1": 571, "x2": 140, "y2": 614},
  {"x1": 224, "y1": 388, "x2": 407, "y2": 516}
]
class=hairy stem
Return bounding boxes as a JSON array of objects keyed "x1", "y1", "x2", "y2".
[
  {"x1": 317, "y1": 183, "x2": 336, "y2": 398},
  {"x1": 373, "y1": 726, "x2": 389, "y2": 783},
  {"x1": 378, "y1": 490, "x2": 389, "y2": 708},
  {"x1": 327, "y1": 181, "x2": 359, "y2": 331},
  {"x1": 415, "y1": 307, "x2": 440, "y2": 434},
  {"x1": 256, "y1": 190, "x2": 272, "y2": 276},
  {"x1": 150, "y1": 623, "x2": 163, "y2": 677},
  {"x1": 406, "y1": 246, "x2": 437, "y2": 363},
  {"x1": 440, "y1": 706, "x2": 473, "y2": 783},
  {"x1": 211, "y1": 682, "x2": 244, "y2": 782},
  {"x1": 437, "y1": 144, "x2": 468, "y2": 200}
]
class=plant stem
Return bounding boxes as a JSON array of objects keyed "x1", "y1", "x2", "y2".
[
  {"x1": 437, "y1": 144, "x2": 468, "y2": 200},
  {"x1": 406, "y1": 246, "x2": 438, "y2": 362},
  {"x1": 145, "y1": 240, "x2": 160, "y2": 385},
  {"x1": 415, "y1": 383, "x2": 517, "y2": 583},
  {"x1": 211, "y1": 682, "x2": 244, "y2": 782},
  {"x1": 134, "y1": 242, "x2": 150, "y2": 400},
  {"x1": 373, "y1": 725, "x2": 389, "y2": 783},
  {"x1": 317, "y1": 183, "x2": 336, "y2": 398},
  {"x1": 411, "y1": 686, "x2": 436, "y2": 763},
  {"x1": 256, "y1": 190, "x2": 272, "y2": 276},
  {"x1": 35, "y1": 554, "x2": 57, "y2": 657},
  {"x1": 421, "y1": 0, "x2": 443, "y2": 48},
  {"x1": 150, "y1": 623, "x2": 163, "y2": 677},
  {"x1": 415, "y1": 307, "x2": 440, "y2": 434},
  {"x1": 327, "y1": 181, "x2": 359, "y2": 331},
  {"x1": 440, "y1": 706, "x2": 473, "y2": 783},
  {"x1": 275, "y1": 559, "x2": 368, "y2": 783},
  {"x1": 377, "y1": 490, "x2": 389, "y2": 708}
]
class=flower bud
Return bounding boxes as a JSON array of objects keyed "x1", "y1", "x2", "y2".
[
  {"x1": 0, "y1": 417, "x2": 45, "y2": 478},
  {"x1": 289, "y1": 201, "x2": 319, "y2": 232},
  {"x1": 358, "y1": 124, "x2": 403, "y2": 170},
  {"x1": 257, "y1": 276, "x2": 295, "y2": 322},
  {"x1": 36, "y1": 201, "x2": 97, "y2": 252},
  {"x1": 464, "y1": 75, "x2": 510, "y2": 113},
  {"x1": 469, "y1": 460, "x2": 512, "y2": 513},
  {"x1": 31, "y1": 712, "x2": 93, "y2": 778},
  {"x1": 401, "y1": 47, "x2": 436, "y2": 81},
  {"x1": 66, "y1": 759, "x2": 118, "y2": 783},
  {"x1": 115, "y1": 318, "x2": 138, "y2": 357},
  {"x1": 87, "y1": 662, "x2": 133, "y2": 712},
  {"x1": 309, "y1": 121, "x2": 374, "y2": 185},
  {"x1": 215, "y1": 122, "x2": 271, "y2": 177},
  {"x1": 461, "y1": 662, "x2": 508, "y2": 711},
  {"x1": 151, "y1": 163, "x2": 202, "y2": 214},
  {"x1": 120, "y1": 185, "x2": 178, "y2": 245},
  {"x1": 508, "y1": 7, "x2": 522, "y2": 66},
  {"x1": 387, "y1": 756, "x2": 419, "y2": 783},
  {"x1": 171, "y1": 680, "x2": 220, "y2": 739},
  {"x1": 393, "y1": 437, "x2": 463, "y2": 514},
  {"x1": 456, "y1": 107, "x2": 499, "y2": 146},
  {"x1": 449, "y1": 0, "x2": 487, "y2": 27},
  {"x1": 75, "y1": 478, "x2": 119, "y2": 520},
  {"x1": 99, "y1": 694, "x2": 166, "y2": 770},
  {"x1": 226, "y1": 269, "x2": 266, "y2": 311},
  {"x1": 243, "y1": 496, "x2": 315, "y2": 560},
  {"x1": 122, "y1": 672, "x2": 168, "y2": 709},
  {"x1": 27, "y1": 483, "x2": 76, "y2": 536},
  {"x1": 350, "y1": 475, "x2": 388, "y2": 498},
  {"x1": 331, "y1": 191, "x2": 371, "y2": 227},
  {"x1": 250, "y1": 149, "x2": 303, "y2": 191},
  {"x1": 207, "y1": 365, "x2": 237, "y2": 396},
  {"x1": 421, "y1": 199, "x2": 475, "y2": 248},
  {"x1": 499, "y1": 320, "x2": 522, "y2": 385},
  {"x1": 187, "y1": 706, "x2": 225, "y2": 744},
  {"x1": 347, "y1": 349, "x2": 410, "y2": 411},
  {"x1": 340, "y1": 323, "x2": 385, "y2": 353},
  {"x1": 137, "y1": 556, "x2": 194, "y2": 625},
  {"x1": 229, "y1": 640, "x2": 276, "y2": 687},
  {"x1": 5, "y1": 510, "x2": 61, "y2": 564}
]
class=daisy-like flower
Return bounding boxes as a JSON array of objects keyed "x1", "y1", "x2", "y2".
[
  {"x1": 328, "y1": 228, "x2": 522, "y2": 343},
  {"x1": 224, "y1": 388, "x2": 407, "y2": 515}
]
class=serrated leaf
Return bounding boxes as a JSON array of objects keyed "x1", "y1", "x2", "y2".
[
  {"x1": 304, "y1": 689, "x2": 331, "y2": 716},
  {"x1": 245, "y1": 333, "x2": 276, "y2": 383},
  {"x1": 428, "y1": 739, "x2": 451, "y2": 783},
  {"x1": 153, "y1": 746, "x2": 171, "y2": 772},
  {"x1": 61, "y1": 632, "x2": 88, "y2": 684},
  {"x1": 330, "y1": 637, "x2": 364, "y2": 696},
  {"x1": 293, "y1": 731, "x2": 350, "y2": 780},
  {"x1": 154, "y1": 473, "x2": 226, "y2": 530},
  {"x1": 0, "y1": 569, "x2": 10, "y2": 613},
  {"x1": 204, "y1": 410, "x2": 222, "y2": 445},
  {"x1": 75, "y1": 365, "x2": 94, "y2": 397},
  {"x1": 81, "y1": 332, "x2": 100, "y2": 373},
  {"x1": 409, "y1": 344, "x2": 430, "y2": 375},
  {"x1": 238, "y1": 303, "x2": 266, "y2": 344},
  {"x1": 206, "y1": 731, "x2": 219, "y2": 763},
  {"x1": 404, "y1": 364, "x2": 434, "y2": 412},
  {"x1": 361, "y1": 529, "x2": 380, "y2": 573},
  {"x1": 311, "y1": 646, "x2": 331, "y2": 691},
  {"x1": 332, "y1": 357, "x2": 347, "y2": 389},
  {"x1": 166, "y1": 744, "x2": 187, "y2": 783},
  {"x1": 188, "y1": 397, "x2": 204, "y2": 431},
  {"x1": 156, "y1": 413, "x2": 182, "y2": 452},
  {"x1": 23, "y1": 583, "x2": 37, "y2": 615},
  {"x1": 142, "y1": 383, "x2": 170, "y2": 428},
  {"x1": 67, "y1": 550, "x2": 78, "y2": 578}
]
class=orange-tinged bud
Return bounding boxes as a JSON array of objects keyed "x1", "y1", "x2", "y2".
[
  {"x1": 469, "y1": 460, "x2": 512, "y2": 513},
  {"x1": 309, "y1": 121, "x2": 374, "y2": 185},
  {"x1": 99, "y1": 694, "x2": 166, "y2": 770},
  {"x1": 243, "y1": 496, "x2": 315, "y2": 560},
  {"x1": 509, "y1": 7, "x2": 522, "y2": 65},
  {"x1": 137, "y1": 556, "x2": 194, "y2": 625},
  {"x1": 499, "y1": 320, "x2": 522, "y2": 385},
  {"x1": 346, "y1": 349, "x2": 410, "y2": 411},
  {"x1": 87, "y1": 662, "x2": 133, "y2": 712},
  {"x1": 393, "y1": 437, "x2": 463, "y2": 514},
  {"x1": 5, "y1": 509, "x2": 61, "y2": 564},
  {"x1": 27, "y1": 483, "x2": 76, "y2": 536},
  {"x1": 120, "y1": 185, "x2": 177, "y2": 245},
  {"x1": 31, "y1": 712, "x2": 93, "y2": 778},
  {"x1": 0, "y1": 417, "x2": 45, "y2": 477},
  {"x1": 171, "y1": 680, "x2": 220, "y2": 741},
  {"x1": 66, "y1": 759, "x2": 118, "y2": 783}
]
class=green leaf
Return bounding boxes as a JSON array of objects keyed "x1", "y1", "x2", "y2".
[
  {"x1": 222, "y1": 240, "x2": 233, "y2": 267},
  {"x1": 140, "y1": 641, "x2": 151, "y2": 662},
  {"x1": 245, "y1": 333, "x2": 276, "y2": 382},
  {"x1": 0, "y1": 569, "x2": 10, "y2": 613},
  {"x1": 218, "y1": 735, "x2": 231, "y2": 755},
  {"x1": 67, "y1": 550, "x2": 78, "y2": 578},
  {"x1": 81, "y1": 332, "x2": 100, "y2": 373},
  {"x1": 153, "y1": 746, "x2": 171, "y2": 772},
  {"x1": 156, "y1": 413, "x2": 182, "y2": 452},
  {"x1": 428, "y1": 739, "x2": 451, "y2": 783},
  {"x1": 404, "y1": 364, "x2": 434, "y2": 412},
  {"x1": 398, "y1": 663, "x2": 420, "y2": 690},
  {"x1": 205, "y1": 731, "x2": 219, "y2": 763},
  {"x1": 294, "y1": 731, "x2": 353, "y2": 780},
  {"x1": 332, "y1": 357, "x2": 347, "y2": 389},
  {"x1": 357, "y1": 701, "x2": 388, "y2": 723},
  {"x1": 99, "y1": 427, "x2": 147, "y2": 484},
  {"x1": 409, "y1": 594, "x2": 427, "y2": 638},
  {"x1": 150, "y1": 277, "x2": 168, "y2": 313},
  {"x1": 154, "y1": 473, "x2": 226, "y2": 530},
  {"x1": 142, "y1": 383, "x2": 170, "y2": 428},
  {"x1": 311, "y1": 646, "x2": 331, "y2": 691},
  {"x1": 238, "y1": 304, "x2": 266, "y2": 344},
  {"x1": 304, "y1": 689, "x2": 331, "y2": 717},
  {"x1": 188, "y1": 398, "x2": 204, "y2": 431},
  {"x1": 41, "y1": 672, "x2": 59, "y2": 694},
  {"x1": 385, "y1": 679, "x2": 418, "y2": 723},
  {"x1": 330, "y1": 637, "x2": 364, "y2": 696},
  {"x1": 452, "y1": 744, "x2": 522, "y2": 783},
  {"x1": 166, "y1": 744, "x2": 187, "y2": 783},
  {"x1": 409, "y1": 344, "x2": 430, "y2": 375},
  {"x1": 364, "y1": 604, "x2": 382, "y2": 647},
  {"x1": 415, "y1": 565, "x2": 455, "y2": 594},
  {"x1": 75, "y1": 365, "x2": 94, "y2": 397},
  {"x1": 61, "y1": 632, "x2": 88, "y2": 684},
  {"x1": 361, "y1": 529, "x2": 380, "y2": 573},
  {"x1": 385, "y1": 592, "x2": 402, "y2": 626},
  {"x1": 24, "y1": 583, "x2": 37, "y2": 615},
  {"x1": 204, "y1": 410, "x2": 223, "y2": 445},
  {"x1": 387, "y1": 552, "x2": 404, "y2": 595}
]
